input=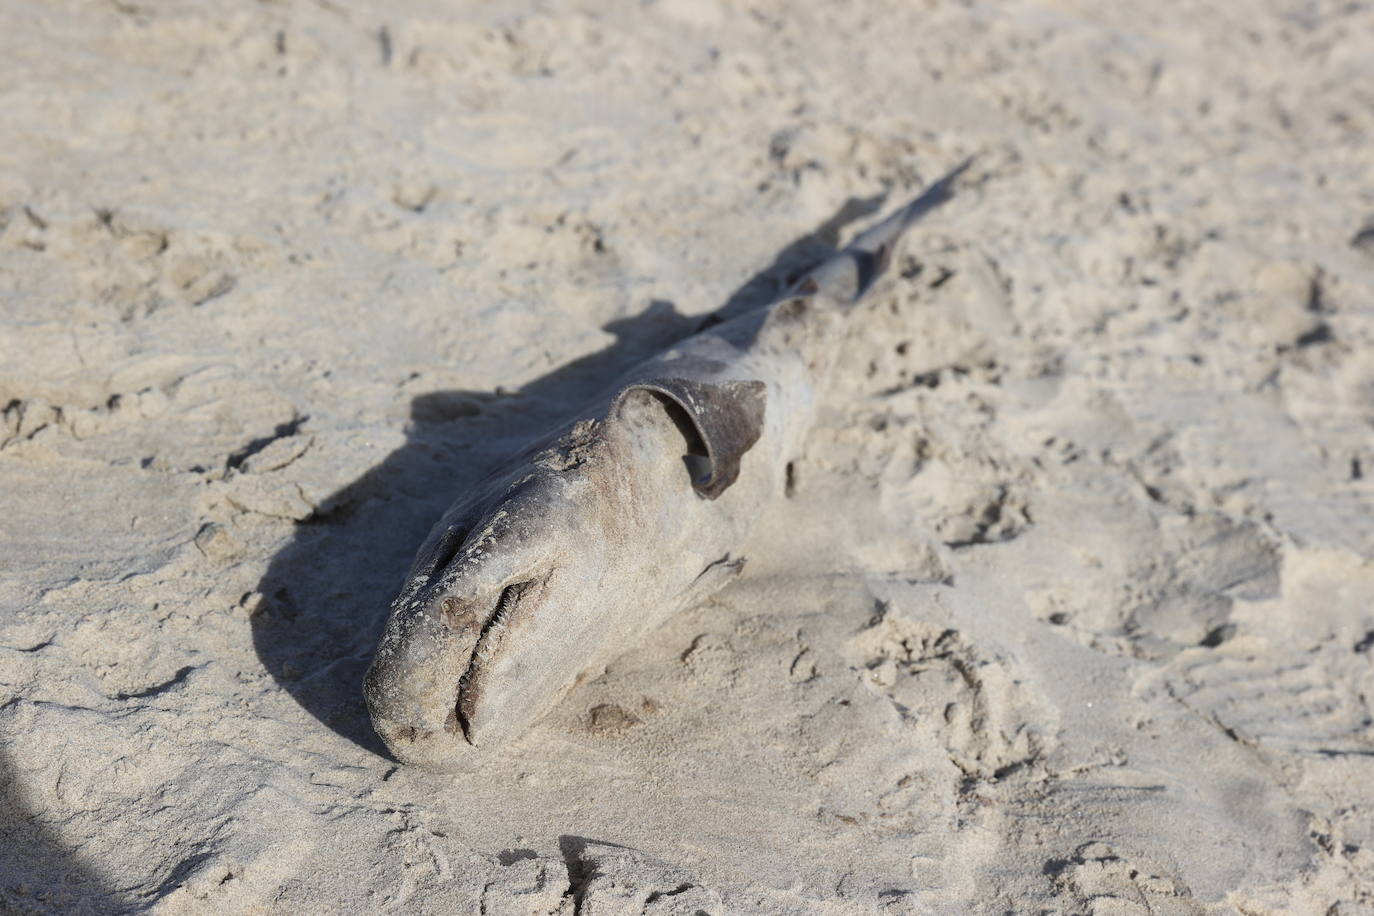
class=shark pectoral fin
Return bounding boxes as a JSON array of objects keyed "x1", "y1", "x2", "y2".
[{"x1": 614, "y1": 377, "x2": 767, "y2": 500}]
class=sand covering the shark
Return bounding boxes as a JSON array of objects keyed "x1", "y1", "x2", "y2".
[{"x1": 2, "y1": 0, "x2": 1374, "y2": 912}]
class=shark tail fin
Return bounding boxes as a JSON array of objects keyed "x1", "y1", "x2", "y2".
[{"x1": 791, "y1": 156, "x2": 975, "y2": 304}]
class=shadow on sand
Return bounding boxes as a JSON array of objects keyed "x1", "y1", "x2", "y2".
[
  {"x1": 248, "y1": 194, "x2": 884, "y2": 759},
  {"x1": 0, "y1": 744, "x2": 133, "y2": 913}
]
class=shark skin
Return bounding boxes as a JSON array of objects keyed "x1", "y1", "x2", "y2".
[{"x1": 363, "y1": 162, "x2": 971, "y2": 771}]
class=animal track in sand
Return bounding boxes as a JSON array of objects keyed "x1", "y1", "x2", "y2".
[
  {"x1": 1028, "y1": 508, "x2": 1282, "y2": 661},
  {"x1": 1, "y1": 202, "x2": 256, "y2": 321},
  {"x1": 469, "y1": 839, "x2": 726, "y2": 916},
  {"x1": 880, "y1": 400, "x2": 1034, "y2": 548},
  {"x1": 846, "y1": 611, "x2": 1044, "y2": 781},
  {"x1": 1150, "y1": 640, "x2": 1374, "y2": 758},
  {"x1": 1045, "y1": 842, "x2": 1201, "y2": 916},
  {"x1": 0, "y1": 363, "x2": 300, "y2": 481},
  {"x1": 554, "y1": 839, "x2": 723, "y2": 915}
]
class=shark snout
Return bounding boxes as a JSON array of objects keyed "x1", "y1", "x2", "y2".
[
  {"x1": 363, "y1": 557, "x2": 558, "y2": 768},
  {"x1": 362, "y1": 599, "x2": 473, "y2": 758},
  {"x1": 364, "y1": 645, "x2": 484, "y2": 771},
  {"x1": 367, "y1": 709, "x2": 475, "y2": 772}
]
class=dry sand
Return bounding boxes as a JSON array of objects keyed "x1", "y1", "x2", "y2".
[{"x1": 3, "y1": 0, "x2": 1374, "y2": 912}]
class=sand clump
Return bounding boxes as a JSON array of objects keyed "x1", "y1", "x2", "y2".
[{"x1": 3, "y1": 0, "x2": 1374, "y2": 912}]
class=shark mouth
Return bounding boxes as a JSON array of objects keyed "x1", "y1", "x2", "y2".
[{"x1": 450, "y1": 577, "x2": 536, "y2": 743}]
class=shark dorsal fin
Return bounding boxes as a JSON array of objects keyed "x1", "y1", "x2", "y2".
[{"x1": 614, "y1": 375, "x2": 766, "y2": 500}]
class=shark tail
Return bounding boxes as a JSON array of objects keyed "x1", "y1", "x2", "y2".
[{"x1": 792, "y1": 156, "x2": 974, "y2": 304}]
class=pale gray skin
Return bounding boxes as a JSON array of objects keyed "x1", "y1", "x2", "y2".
[{"x1": 364, "y1": 163, "x2": 970, "y2": 771}]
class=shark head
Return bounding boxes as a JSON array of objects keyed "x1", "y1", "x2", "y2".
[
  {"x1": 363, "y1": 405, "x2": 641, "y2": 770},
  {"x1": 362, "y1": 469, "x2": 612, "y2": 771}
]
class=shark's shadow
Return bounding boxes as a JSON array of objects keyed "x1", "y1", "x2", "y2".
[{"x1": 249, "y1": 195, "x2": 884, "y2": 757}]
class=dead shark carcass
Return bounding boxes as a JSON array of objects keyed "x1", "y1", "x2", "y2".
[{"x1": 364, "y1": 162, "x2": 971, "y2": 770}]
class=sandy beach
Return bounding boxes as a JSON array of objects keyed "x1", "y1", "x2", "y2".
[{"x1": 2, "y1": 0, "x2": 1373, "y2": 912}]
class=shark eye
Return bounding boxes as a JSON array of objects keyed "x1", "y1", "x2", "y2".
[
  {"x1": 438, "y1": 594, "x2": 476, "y2": 631},
  {"x1": 439, "y1": 577, "x2": 534, "y2": 632}
]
